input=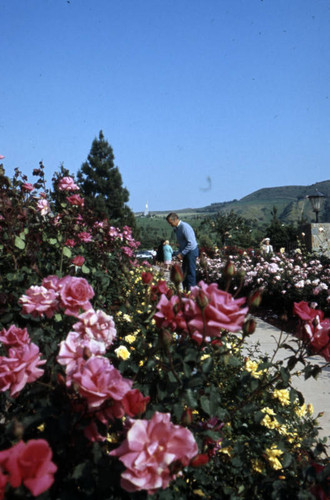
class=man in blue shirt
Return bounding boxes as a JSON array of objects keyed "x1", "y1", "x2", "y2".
[{"x1": 166, "y1": 212, "x2": 199, "y2": 290}]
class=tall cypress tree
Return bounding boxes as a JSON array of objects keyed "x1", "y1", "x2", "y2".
[{"x1": 77, "y1": 131, "x2": 136, "y2": 228}]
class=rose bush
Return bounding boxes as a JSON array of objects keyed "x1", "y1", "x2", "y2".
[{"x1": 0, "y1": 165, "x2": 329, "y2": 499}]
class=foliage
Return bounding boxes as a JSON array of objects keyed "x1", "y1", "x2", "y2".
[
  {"x1": 77, "y1": 131, "x2": 136, "y2": 230},
  {"x1": 0, "y1": 166, "x2": 329, "y2": 499}
]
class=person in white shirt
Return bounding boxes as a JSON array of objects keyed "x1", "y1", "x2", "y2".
[{"x1": 260, "y1": 237, "x2": 273, "y2": 255}]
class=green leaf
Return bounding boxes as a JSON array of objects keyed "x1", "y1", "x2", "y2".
[
  {"x1": 185, "y1": 388, "x2": 198, "y2": 408},
  {"x1": 14, "y1": 236, "x2": 25, "y2": 249},
  {"x1": 62, "y1": 246, "x2": 72, "y2": 258},
  {"x1": 49, "y1": 238, "x2": 58, "y2": 245},
  {"x1": 81, "y1": 264, "x2": 90, "y2": 274},
  {"x1": 200, "y1": 395, "x2": 210, "y2": 415},
  {"x1": 202, "y1": 356, "x2": 213, "y2": 374}
]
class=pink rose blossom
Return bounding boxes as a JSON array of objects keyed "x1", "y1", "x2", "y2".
[
  {"x1": 21, "y1": 183, "x2": 35, "y2": 192},
  {"x1": 73, "y1": 309, "x2": 117, "y2": 348},
  {"x1": 122, "y1": 246, "x2": 134, "y2": 257},
  {"x1": 36, "y1": 199, "x2": 50, "y2": 216},
  {"x1": 57, "y1": 332, "x2": 106, "y2": 382},
  {"x1": 77, "y1": 231, "x2": 92, "y2": 242},
  {"x1": 72, "y1": 255, "x2": 85, "y2": 266},
  {"x1": 154, "y1": 295, "x2": 188, "y2": 332},
  {"x1": 110, "y1": 412, "x2": 198, "y2": 493},
  {"x1": 42, "y1": 275, "x2": 61, "y2": 292},
  {"x1": 0, "y1": 155, "x2": 4, "y2": 160},
  {"x1": 72, "y1": 356, "x2": 132, "y2": 408},
  {"x1": 58, "y1": 276, "x2": 94, "y2": 316},
  {"x1": 0, "y1": 325, "x2": 30, "y2": 347},
  {"x1": 19, "y1": 286, "x2": 59, "y2": 318},
  {"x1": 66, "y1": 194, "x2": 84, "y2": 206},
  {"x1": 0, "y1": 343, "x2": 46, "y2": 397},
  {"x1": 58, "y1": 176, "x2": 79, "y2": 191},
  {"x1": 0, "y1": 439, "x2": 57, "y2": 496},
  {"x1": 184, "y1": 281, "x2": 248, "y2": 338}
]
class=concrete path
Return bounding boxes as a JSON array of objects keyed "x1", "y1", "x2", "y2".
[{"x1": 245, "y1": 317, "x2": 330, "y2": 443}]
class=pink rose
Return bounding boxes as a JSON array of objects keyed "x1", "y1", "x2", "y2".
[
  {"x1": 142, "y1": 272, "x2": 153, "y2": 284},
  {"x1": 77, "y1": 231, "x2": 92, "y2": 242},
  {"x1": 57, "y1": 331, "x2": 106, "y2": 383},
  {"x1": 42, "y1": 275, "x2": 61, "y2": 292},
  {"x1": 59, "y1": 276, "x2": 94, "y2": 316},
  {"x1": 58, "y1": 176, "x2": 79, "y2": 191},
  {"x1": 0, "y1": 439, "x2": 57, "y2": 496},
  {"x1": 72, "y1": 309, "x2": 117, "y2": 348},
  {"x1": 0, "y1": 155, "x2": 4, "y2": 160},
  {"x1": 0, "y1": 325, "x2": 30, "y2": 347},
  {"x1": 110, "y1": 412, "x2": 198, "y2": 493},
  {"x1": 36, "y1": 199, "x2": 50, "y2": 216},
  {"x1": 19, "y1": 286, "x2": 59, "y2": 318},
  {"x1": 0, "y1": 343, "x2": 46, "y2": 397},
  {"x1": 154, "y1": 295, "x2": 188, "y2": 332},
  {"x1": 72, "y1": 356, "x2": 132, "y2": 408},
  {"x1": 184, "y1": 281, "x2": 248, "y2": 338},
  {"x1": 72, "y1": 255, "x2": 85, "y2": 266},
  {"x1": 21, "y1": 183, "x2": 35, "y2": 192},
  {"x1": 66, "y1": 194, "x2": 84, "y2": 206}
]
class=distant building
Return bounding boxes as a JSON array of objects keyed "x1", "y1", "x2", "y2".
[{"x1": 144, "y1": 201, "x2": 149, "y2": 217}]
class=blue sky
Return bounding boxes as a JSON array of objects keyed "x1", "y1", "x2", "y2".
[{"x1": 1, "y1": 0, "x2": 330, "y2": 212}]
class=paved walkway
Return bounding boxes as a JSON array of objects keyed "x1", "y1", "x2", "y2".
[{"x1": 245, "y1": 317, "x2": 330, "y2": 443}]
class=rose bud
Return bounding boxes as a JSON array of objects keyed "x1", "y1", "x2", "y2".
[
  {"x1": 181, "y1": 408, "x2": 193, "y2": 426},
  {"x1": 196, "y1": 289, "x2": 209, "y2": 310},
  {"x1": 247, "y1": 289, "x2": 263, "y2": 308},
  {"x1": 242, "y1": 318, "x2": 256, "y2": 336},
  {"x1": 159, "y1": 328, "x2": 173, "y2": 348},
  {"x1": 223, "y1": 260, "x2": 235, "y2": 278},
  {"x1": 170, "y1": 263, "x2": 184, "y2": 285},
  {"x1": 72, "y1": 255, "x2": 85, "y2": 266},
  {"x1": 190, "y1": 453, "x2": 210, "y2": 467}
]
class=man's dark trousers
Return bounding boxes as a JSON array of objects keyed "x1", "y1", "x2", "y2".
[{"x1": 182, "y1": 247, "x2": 199, "y2": 291}]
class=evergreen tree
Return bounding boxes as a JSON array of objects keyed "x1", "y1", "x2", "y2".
[{"x1": 77, "y1": 131, "x2": 136, "y2": 228}]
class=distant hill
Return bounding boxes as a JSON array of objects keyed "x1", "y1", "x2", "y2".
[
  {"x1": 196, "y1": 180, "x2": 330, "y2": 224},
  {"x1": 138, "y1": 180, "x2": 330, "y2": 225}
]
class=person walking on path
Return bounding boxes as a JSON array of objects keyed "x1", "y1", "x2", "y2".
[
  {"x1": 155, "y1": 240, "x2": 165, "y2": 265},
  {"x1": 166, "y1": 212, "x2": 199, "y2": 290},
  {"x1": 163, "y1": 240, "x2": 173, "y2": 269}
]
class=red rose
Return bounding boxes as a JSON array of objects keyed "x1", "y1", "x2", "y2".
[
  {"x1": 293, "y1": 301, "x2": 324, "y2": 322},
  {"x1": 190, "y1": 453, "x2": 210, "y2": 467},
  {"x1": 122, "y1": 389, "x2": 150, "y2": 417},
  {"x1": 72, "y1": 255, "x2": 85, "y2": 266},
  {"x1": 141, "y1": 272, "x2": 153, "y2": 284}
]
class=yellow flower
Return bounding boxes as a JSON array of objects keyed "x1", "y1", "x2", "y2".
[
  {"x1": 200, "y1": 354, "x2": 210, "y2": 361},
  {"x1": 115, "y1": 345, "x2": 130, "y2": 360},
  {"x1": 139, "y1": 360, "x2": 144, "y2": 367},
  {"x1": 193, "y1": 490, "x2": 205, "y2": 497},
  {"x1": 273, "y1": 389, "x2": 290, "y2": 406},
  {"x1": 123, "y1": 314, "x2": 132, "y2": 323},
  {"x1": 245, "y1": 359, "x2": 263, "y2": 379},
  {"x1": 261, "y1": 407, "x2": 276, "y2": 416},
  {"x1": 251, "y1": 458, "x2": 264, "y2": 473},
  {"x1": 124, "y1": 334, "x2": 136, "y2": 344},
  {"x1": 295, "y1": 404, "x2": 306, "y2": 418},
  {"x1": 265, "y1": 445, "x2": 283, "y2": 470},
  {"x1": 219, "y1": 446, "x2": 233, "y2": 457},
  {"x1": 37, "y1": 423, "x2": 45, "y2": 432},
  {"x1": 261, "y1": 414, "x2": 279, "y2": 430},
  {"x1": 106, "y1": 433, "x2": 118, "y2": 443}
]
